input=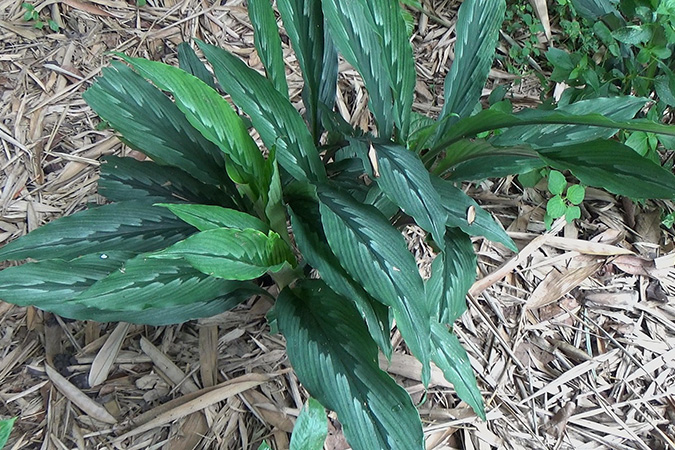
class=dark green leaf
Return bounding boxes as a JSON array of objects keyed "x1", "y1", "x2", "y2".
[
  {"x1": 150, "y1": 228, "x2": 296, "y2": 280},
  {"x1": 547, "y1": 170, "x2": 567, "y2": 196},
  {"x1": 431, "y1": 176, "x2": 517, "y2": 251},
  {"x1": 321, "y1": 0, "x2": 395, "y2": 136},
  {"x1": 74, "y1": 254, "x2": 254, "y2": 310},
  {"x1": 249, "y1": 0, "x2": 289, "y2": 97},
  {"x1": 538, "y1": 140, "x2": 675, "y2": 199},
  {"x1": 0, "y1": 417, "x2": 16, "y2": 448},
  {"x1": 612, "y1": 25, "x2": 652, "y2": 45},
  {"x1": 518, "y1": 169, "x2": 544, "y2": 188},
  {"x1": 289, "y1": 398, "x2": 328, "y2": 450},
  {"x1": 433, "y1": 139, "x2": 544, "y2": 180},
  {"x1": 425, "y1": 229, "x2": 476, "y2": 323},
  {"x1": 177, "y1": 42, "x2": 217, "y2": 90},
  {"x1": 277, "y1": 280, "x2": 424, "y2": 450},
  {"x1": 198, "y1": 40, "x2": 326, "y2": 183},
  {"x1": 99, "y1": 156, "x2": 234, "y2": 206},
  {"x1": 491, "y1": 97, "x2": 651, "y2": 149},
  {"x1": 318, "y1": 186, "x2": 431, "y2": 383},
  {"x1": 157, "y1": 203, "x2": 269, "y2": 232},
  {"x1": 367, "y1": 0, "x2": 416, "y2": 138},
  {"x1": 432, "y1": 100, "x2": 675, "y2": 151},
  {"x1": 83, "y1": 62, "x2": 227, "y2": 185},
  {"x1": 437, "y1": 0, "x2": 506, "y2": 138},
  {"x1": 118, "y1": 55, "x2": 268, "y2": 199},
  {"x1": 374, "y1": 142, "x2": 447, "y2": 246},
  {"x1": 288, "y1": 204, "x2": 392, "y2": 358},
  {"x1": 0, "y1": 201, "x2": 195, "y2": 262},
  {"x1": 430, "y1": 322, "x2": 485, "y2": 419},
  {"x1": 277, "y1": 0, "x2": 335, "y2": 140}
]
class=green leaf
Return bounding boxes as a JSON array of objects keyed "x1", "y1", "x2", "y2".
[
  {"x1": 177, "y1": 42, "x2": 217, "y2": 90},
  {"x1": 433, "y1": 139, "x2": 544, "y2": 180},
  {"x1": 432, "y1": 100, "x2": 675, "y2": 152},
  {"x1": 538, "y1": 140, "x2": 675, "y2": 199},
  {"x1": 367, "y1": 0, "x2": 416, "y2": 138},
  {"x1": 83, "y1": 62, "x2": 228, "y2": 185},
  {"x1": 321, "y1": 0, "x2": 395, "y2": 136},
  {"x1": 431, "y1": 176, "x2": 517, "y2": 251},
  {"x1": 289, "y1": 398, "x2": 328, "y2": 450},
  {"x1": 263, "y1": 151, "x2": 290, "y2": 241},
  {"x1": 430, "y1": 322, "x2": 485, "y2": 419},
  {"x1": 157, "y1": 204, "x2": 269, "y2": 232},
  {"x1": 117, "y1": 55, "x2": 268, "y2": 199},
  {"x1": 566, "y1": 184, "x2": 585, "y2": 205},
  {"x1": 547, "y1": 170, "x2": 567, "y2": 196},
  {"x1": 373, "y1": 142, "x2": 447, "y2": 247},
  {"x1": 425, "y1": 229, "x2": 476, "y2": 323},
  {"x1": 318, "y1": 186, "x2": 431, "y2": 383},
  {"x1": 0, "y1": 252, "x2": 258, "y2": 324},
  {"x1": 547, "y1": 195, "x2": 566, "y2": 218},
  {"x1": 0, "y1": 417, "x2": 16, "y2": 448},
  {"x1": 565, "y1": 205, "x2": 581, "y2": 221},
  {"x1": 197, "y1": 40, "x2": 326, "y2": 183},
  {"x1": 249, "y1": 0, "x2": 289, "y2": 97},
  {"x1": 149, "y1": 228, "x2": 296, "y2": 280},
  {"x1": 288, "y1": 204, "x2": 392, "y2": 358},
  {"x1": 518, "y1": 169, "x2": 544, "y2": 188},
  {"x1": 99, "y1": 156, "x2": 235, "y2": 207},
  {"x1": 612, "y1": 25, "x2": 652, "y2": 45},
  {"x1": 0, "y1": 201, "x2": 195, "y2": 262},
  {"x1": 256, "y1": 442, "x2": 272, "y2": 450},
  {"x1": 437, "y1": 0, "x2": 506, "y2": 138},
  {"x1": 277, "y1": 280, "x2": 424, "y2": 450},
  {"x1": 277, "y1": 0, "x2": 336, "y2": 140},
  {"x1": 73, "y1": 254, "x2": 253, "y2": 310},
  {"x1": 491, "y1": 97, "x2": 651, "y2": 149}
]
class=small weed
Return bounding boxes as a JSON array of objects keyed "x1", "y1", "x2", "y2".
[{"x1": 21, "y1": 2, "x2": 59, "y2": 31}]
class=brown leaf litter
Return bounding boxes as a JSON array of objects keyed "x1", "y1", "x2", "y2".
[{"x1": 1, "y1": 0, "x2": 675, "y2": 448}]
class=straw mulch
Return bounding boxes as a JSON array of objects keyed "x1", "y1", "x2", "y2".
[{"x1": 1, "y1": 0, "x2": 674, "y2": 448}]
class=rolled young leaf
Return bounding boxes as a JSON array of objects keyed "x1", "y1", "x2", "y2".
[{"x1": 277, "y1": 280, "x2": 424, "y2": 450}]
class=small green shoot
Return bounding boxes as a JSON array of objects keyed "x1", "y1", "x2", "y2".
[
  {"x1": 544, "y1": 170, "x2": 585, "y2": 229},
  {"x1": 21, "y1": 3, "x2": 59, "y2": 31},
  {"x1": 0, "y1": 417, "x2": 16, "y2": 449}
]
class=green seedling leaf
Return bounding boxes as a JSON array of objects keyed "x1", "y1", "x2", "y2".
[
  {"x1": 565, "y1": 205, "x2": 581, "y2": 221},
  {"x1": 0, "y1": 417, "x2": 16, "y2": 448},
  {"x1": 547, "y1": 170, "x2": 567, "y2": 196},
  {"x1": 566, "y1": 184, "x2": 585, "y2": 205},
  {"x1": 117, "y1": 55, "x2": 268, "y2": 200},
  {"x1": 539, "y1": 140, "x2": 675, "y2": 199},
  {"x1": 0, "y1": 201, "x2": 195, "y2": 262},
  {"x1": 289, "y1": 205, "x2": 392, "y2": 358},
  {"x1": 431, "y1": 176, "x2": 517, "y2": 251},
  {"x1": 256, "y1": 443, "x2": 271, "y2": 450},
  {"x1": 289, "y1": 398, "x2": 328, "y2": 450},
  {"x1": 425, "y1": 228, "x2": 476, "y2": 323},
  {"x1": 149, "y1": 228, "x2": 296, "y2": 281},
  {"x1": 249, "y1": 0, "x2": 289, "y2": 97},
  {"x1": 83, "y1": 62, "x2": 229, "y2": 186},
  {"x1": 547, "y1": 195, "x2": 567, "y2": 219},
  {"x1": 277, "y1": 280, "x2": 424, "y2": 450},
  {"x1": 157, "y1": 204, "x2": 269, "y2": 233},
  {"x1": 373, "y1": 142, "x2": 448, "y2": 247},
  {"x1": 436, "y1": 0, "x2": 506, "y2": 140},
  {"x1": 198, "y1": 40, "x2": 326, "y2": 183},
  {"x1": 318, "y1": 186, "x2": 431, "y2": 384},
  {"x1": 430, "y1": 323, "x2": 485, "y2": 419}
]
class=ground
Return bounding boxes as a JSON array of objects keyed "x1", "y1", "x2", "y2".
[{"x1": 1, "y1": 0, "x2": 674, "y2": 449}]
